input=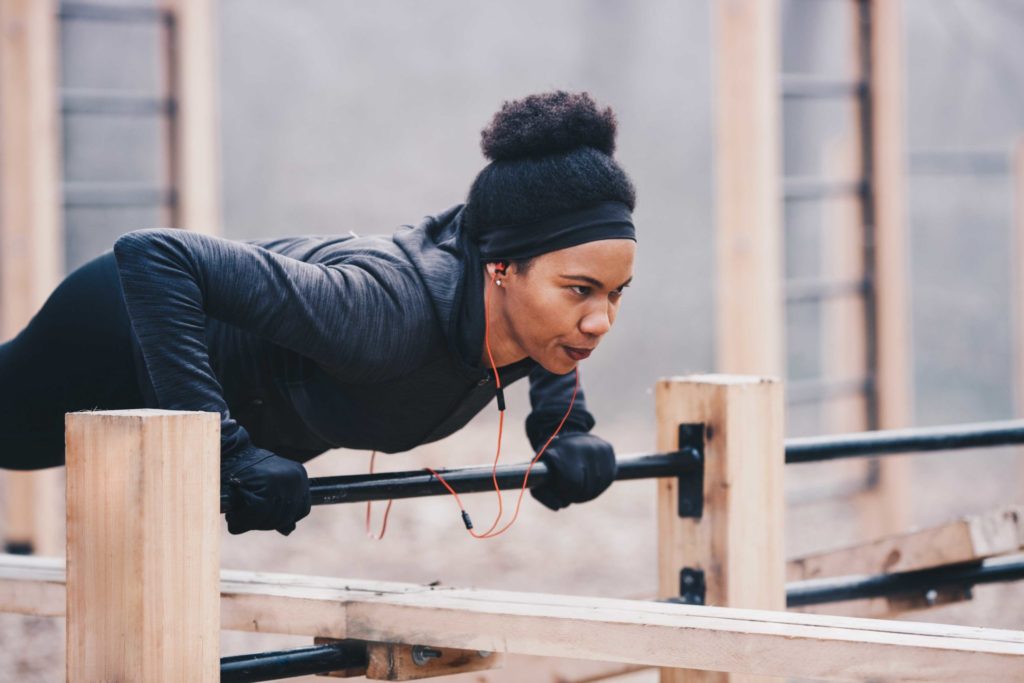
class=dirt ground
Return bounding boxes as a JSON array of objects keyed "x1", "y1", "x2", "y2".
[{"x1": 1, "y1": 414, "x2": 1022, "y2": 682}]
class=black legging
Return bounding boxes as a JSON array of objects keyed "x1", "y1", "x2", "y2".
[{"x1": 0, "y1": 251, "x2": 145, "y2": 470}]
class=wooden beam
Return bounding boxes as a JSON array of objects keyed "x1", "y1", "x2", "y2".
[
  {"x1": 0, "y1": 0, "x2": 64, "y2": 558},
  {"x1": 656, "y1": 375, "x2": 785, "y2": 682},
  {"x1": 65, "y1": 410, "x2": 220, "y2": 682},
  {"x1": 2, "y1": 555, "x2": 1023, "y2": 682},
  {"x1": 863, "y1": 0, "x2": 913, "y2": 537},
  {"x1": 161, "y1": 0, "x2": 221, "y2": 234},
  {"x1": 788, "y1": 505, "x2": 1024, "y2": 581},
  {"x1": 714, "y1": 0, "x2": 783, "y2": 376}
]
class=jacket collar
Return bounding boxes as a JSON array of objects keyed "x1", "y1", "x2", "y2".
[{"x1": 393, "y1": 204, "x2": 491, "y2": 379}]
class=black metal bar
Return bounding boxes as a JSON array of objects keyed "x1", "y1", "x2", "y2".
[
  {"x1": 2, "y1": 541, "x2": 32, "y2": 555},
  {"x1": 783, "y1": 176, "x2": 868, "y2": 201},
  {"x1": 62, "y1": 89, "x2": 174, "y2": 117},
  {"x1": 221, "y1": 641, "x2": 367, "y2": 683},
  {"x1": 855, "y1": 0, "x2": 881, "y2": 431},
  {"x1": 785, "y1": 278, "x2": 868, "y2": 304},
  {"x1": 220, "y1": 449, "x2": 700, "y2": 514},
  {"x1": 786, "y1": 419, "x2": 1024, "y2": 464},
  {"x1": 58, "y1": 2, "x2": 171, "y2": 24},
  {"x1": 781, "y1": 75, "x2": 867, "y2": 99},
  {"x1": 786, "y1": 377, "x2": 871, "y2": 405},
  {"x1": 63, "y1": 182, "x2": 175, "y2": 208},
  {"x1": 786, "y1": 555, "x2": 1024, "y2": 607},
  {"x1": 676, "y1": 425, "x2": 704, "y2": 518},
  {"x1": 218, "y1": 418, "x2": 1024, "y2": 512}
]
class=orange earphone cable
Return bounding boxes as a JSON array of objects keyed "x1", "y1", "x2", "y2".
[
  {"x1": 424, "y1": 267, "x2": 580, "y2": 538},
  {"x1": 364, "y1": 451, "x2": 394, "y2": 540}
]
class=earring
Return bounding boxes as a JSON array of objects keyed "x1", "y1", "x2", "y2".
[{"x1": 495, "y1": 279, "x2": 503, "y2": 286}]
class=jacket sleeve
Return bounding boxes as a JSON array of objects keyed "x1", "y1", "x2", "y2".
[
  {"x1": 524, "y1": 365, "x2": 596, "y2": 452},
  {"x1": 112, "y1": 227, "x2": 419, "y2": 459}
]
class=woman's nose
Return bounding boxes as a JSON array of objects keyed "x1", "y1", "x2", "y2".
[{"x1": 580, "y1": 307, "x2": 611, "y2": 337}]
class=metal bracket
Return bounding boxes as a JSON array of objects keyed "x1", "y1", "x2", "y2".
[
  {"x1": 676, "y1": 423, "x2": 705, "y2": 519},
  {"x1": 678, "y1": 567, "x2": 706, "y2": 605}
]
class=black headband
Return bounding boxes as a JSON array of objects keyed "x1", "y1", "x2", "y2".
[{"x1": 475, "y1": 201, "x2": 636, "y2": 261}]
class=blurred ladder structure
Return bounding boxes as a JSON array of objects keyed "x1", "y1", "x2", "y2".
[
  {"x1": 714, "y1": 0, "x2": 912, "y2": 549},
  {"x1": 0, "y1": 0, "x2": 219, "y2": 555}
]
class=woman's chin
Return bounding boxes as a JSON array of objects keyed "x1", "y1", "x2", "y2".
[{"x1": 536, "y1": 350, "x2": 578, "y2": 375}]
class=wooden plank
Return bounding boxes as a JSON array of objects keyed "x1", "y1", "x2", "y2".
[
  {"x1": 0, "y1": 0, "x2": 65, "y2": 557},
  {"x1": 2, "y1": 555, "x2": 1023, "y2": 682},
  {"x1": 864, "y1": 0, "x2": 913, "y2": 538},
  {"x1": 656, "y1": 375, "x2": 785, "y2": 683},
  {"x1": 65, "y1": 410, "x2": 220, "y2": 682},
  {"x1": 788, "y1": 505, "x2": 1024, "y2": 581},
  {"x1": 714, "y1": 0, "x2": 783, "y2": 376},
  {"x1": 160, "y1": 0, "x2": 221, "y2": 234}
]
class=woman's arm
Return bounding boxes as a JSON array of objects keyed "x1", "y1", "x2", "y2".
[
  {"x1": 525, "y1": 366, "x2": 616, "y2": 511},
  {"x1": 524, "y1": 365, "x2": 596, "y2": 451},
  {"x1": 113, "y1": 227, "x2": 423, "y2": 458}
]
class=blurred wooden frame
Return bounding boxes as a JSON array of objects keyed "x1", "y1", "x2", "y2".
[{"x1": 0, "y1": 0, "x2": 220, "y2": 556}]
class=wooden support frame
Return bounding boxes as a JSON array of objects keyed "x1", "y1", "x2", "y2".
[
  {"x1": 1014, "y1": 137, "x2": 1024, "y2": 497},
  {"x1": 160, "y1": 0, "x2": 222, "y2": 235},
  {"x1": 65, "y1": 410, "x2": 220, "y2": 682},
  {"x1": 656, "y1": 375, "x2": 785, "y2": 682},
  {"x1": 714, "y1": 0, "x2": 783, "y2": 376},
  {"x1": 858, "y1": 0, "x2": 914, "y2": 541},
  {"x1": 3, "y1": 554, "x2": 1023, "y2": 682},
  {"x1": 0, "y1": 0, "x2": 64, "y2": 557},
  {"x1": 788, "y1": 505, "x2": 1024, "y2": 582}
]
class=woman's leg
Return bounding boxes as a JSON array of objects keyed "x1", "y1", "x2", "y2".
[{"x1": 0, "y1": 251, "x2": 145, "y2": 470}]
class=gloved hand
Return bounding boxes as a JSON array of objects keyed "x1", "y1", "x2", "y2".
[
  {"x1": 222, "y1": 445, "x2": 311, "y2": 536},
  {"x1": 530, "y1": 432, "x2": 618, "y2": 511}
]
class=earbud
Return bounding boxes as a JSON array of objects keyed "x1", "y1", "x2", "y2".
[{"x1": 493, "y1": 261, "x2": 507, "y2": 287}]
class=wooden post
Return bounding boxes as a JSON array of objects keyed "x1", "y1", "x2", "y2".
[
  {"x1": 0, "y1": 0, "x2": 64, "y2": 557},
  {"x1": 161, "y1": 0, "x2": 221, "y2": 235},
  {"x1": 66, "y1": 409, "x2": 220, "y2": 682},
  {"x1": 714, "y1": 0, "x2": 783, "y2": 376},
  {"x1": 1015, "y1": 138, "x2": 1024, "y2": 496},
  {"x1": 656, "y1": 375, "x2": 785, "y2": 683},
  {"x1": 862, "y1": 0, "x2": 913, "y2": 538}
]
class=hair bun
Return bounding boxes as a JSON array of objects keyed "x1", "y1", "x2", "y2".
[{"x1": 480, "y1": 91, "x2": 618, "y2": 162}]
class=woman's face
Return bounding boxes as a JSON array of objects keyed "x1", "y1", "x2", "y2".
[{"x1": 488, "y1": 239, "x2": 635, "y2": 374}]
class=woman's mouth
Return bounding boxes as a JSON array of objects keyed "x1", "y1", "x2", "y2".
[{"x1": 562, "y1": 345, "x2": 593, "y2": 361}]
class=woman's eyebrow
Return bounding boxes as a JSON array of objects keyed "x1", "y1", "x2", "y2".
[{"x1": 561, "y1": 274, "x2": 634, "y2": 290}]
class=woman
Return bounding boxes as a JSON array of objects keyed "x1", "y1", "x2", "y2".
[{"x1": 0, "y1": 90, "x2": 637, "y2": 537}]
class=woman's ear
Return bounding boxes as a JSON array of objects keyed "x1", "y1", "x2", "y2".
[{"x1": 486, "y1": 261, "x2": 508, "y2": 285}]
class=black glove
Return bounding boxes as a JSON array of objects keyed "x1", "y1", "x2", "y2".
[
  {"x1": 222, "y1": 445, "x2": 311, "y2": 536},
  {"x1": 530, "y1": 433, "x2": 618, "y2": 511}
]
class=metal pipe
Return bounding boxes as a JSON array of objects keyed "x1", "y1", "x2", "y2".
[
  {"x1": 783, "y1": 176, "x2": 868, "y2": 201},
  {"x1": 62, "y1": 89, "x2": 173, "y2": 117},
  {"x1": 221, "y1": 449, "x2": 700, "y2": 513},
  {"x1": 784, "y1": 278, "x2": 869, "y2": 304},
  {"x1": 786, "y1": 377, "x2": 871, "y2": 405},
  {"x1": 786, "y1": 555, "x2": 1024, "y2": 607},
  {"x1": 62, "y1": 182, "x2": 175, "y2": 208},
  {"x1": 58, "y1": 2, "x2": 170, "y2": 24},
  {"x1": 221, "y1": 641, "x2": 368, "y2": 683},
  {"x1": 786, "y1": 419, "x2": 1024, "y2": 464},
  {"x1": 909, "y1": 150, "x2": 1010, "y2": 176},
  {"x1": 781, "y1": 75, "x2": 867, "y2": 99}
]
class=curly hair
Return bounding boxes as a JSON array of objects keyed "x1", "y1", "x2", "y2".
[{"x1": 464, "y1": 91, "x2": 637, "y2": 238}]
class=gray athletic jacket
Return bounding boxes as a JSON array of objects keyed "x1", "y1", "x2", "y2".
[{"x1": 112, "y1": 204, "x2": 595, "y2": 463}]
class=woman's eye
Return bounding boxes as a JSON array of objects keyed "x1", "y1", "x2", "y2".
[
  {"x1": 570, "y1": 285, "x2": 591, "y2": 296},
  {"x1": 610, "y1": 289, "x2": 624, "y2": 301}
]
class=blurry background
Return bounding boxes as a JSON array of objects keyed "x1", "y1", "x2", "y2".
[{"x1": 2, "y1": 1, "x2": 1023, "y2": 681}]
